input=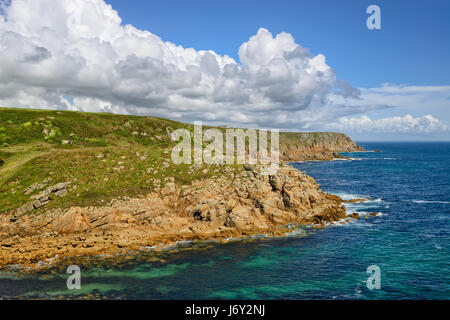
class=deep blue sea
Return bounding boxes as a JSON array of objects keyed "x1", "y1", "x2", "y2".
[{"x1": 1, "y1": 142, "x2": 449, "y2": 299}]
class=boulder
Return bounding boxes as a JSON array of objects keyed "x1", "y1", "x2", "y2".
[
  {"x1": 269, "y1": 174, "x2": 285, "y2": 191},
  {"x1": 348, "y1": 212, "x2": 360, "y2": 220},
  {"x1": 32, "y1": 200, "x2": 48, "y2": 209},
  {"x1": 225, "y1": 206, "x2": 252, "y2": 229},
  {"x1": 268, "y1": 208, "x2": 295, "y2": 225},
  {"x1": 54, "y1": 189, "x2": 68, "y2": 198},
  {"x1": 225, "y1": 199, "x2": 237, "y2": 212},
  {"x1": 258, "y1": 194, "x2": 283, "y2": 215},
  {"x1": 24, "y1": 183, "x2": 45, "y2": 195},
  {"x1": 16, "y1": 202, "x2": 34, "y2": 216},
  {"x1": 209, "y1": 207, "x2": 229, "y2": 226}
]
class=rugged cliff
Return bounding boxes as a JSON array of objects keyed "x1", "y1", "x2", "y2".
[
  {"x1": 0, "y1": 163, "x2": 349, "y2": 266},
  {"x1": 0, "y1": 108, "x2": 364, "y2": 267},
  {"x1": 280, "y1": 132, "x2": 364, "y2": 161}
]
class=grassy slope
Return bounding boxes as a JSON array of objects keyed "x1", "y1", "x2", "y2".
[
  {"x1": 0, "y1": 107, "x2": 354, "y2": 215},
  {"x1": 0, "y1": 108, "x2": 240, "y2": 214}
]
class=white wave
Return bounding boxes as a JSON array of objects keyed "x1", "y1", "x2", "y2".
[
  {"x1": 328, "y1": 218, "x2": 348, "y2": 226},
  {"x1": 334, "y1": 193, "x2": 385, "y2": 204},
  {"x1": 351, "y1": 157, "x2": 398, "y2": 161},
  {"x1": 336, "y1": 220, "x2": 375, "y2": 228},
  {"x1": 283, "y1": 229, "x2": 305, "y2": 237},
  {"x1": 333, "y1": 193, "x2": 366, "y2": 200},
  {"x1": 411, "y1": 200, "x2": 450, "y2": 204},
  {"x1": 343, "y1": 210, "x2": 385, "y2": 218}
]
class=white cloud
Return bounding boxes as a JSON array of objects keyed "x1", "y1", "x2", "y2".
[
  {"x1": 0, "y1": 0, "x2": 371, "y2": 129},
  {"x1": 359, "y1": 84, "x2": 450, "y2": 111},
  {"x1": 325, "y1": 84, "x2": 450, "y2": 136},
  {"x1": 329, "y1": 114, "x2": 449, "y2": 134},
  {"x1": 328, "y1": 83, "x2": 450, "y2": 114},
  {"x1": 0, "y1": 0, "x2": 448, "y2": 136}
]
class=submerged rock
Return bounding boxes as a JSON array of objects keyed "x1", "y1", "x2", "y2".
[
  {"x1": 348, "y1": 212, "x2": 360, "y2": 220},
  {"x1": 343, "y1": 198, "x2": 367, "y2": 203}
]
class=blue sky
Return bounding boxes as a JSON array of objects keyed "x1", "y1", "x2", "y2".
[
  {"x1": 106, "y1": 0, "x2": 450, "y2": 88},
  {"x1": 108, "y1": 0, "x2": 450, "y2": 140},
  {"x1": 1, "y1": 0, "x2": 449, "y2": 140}
]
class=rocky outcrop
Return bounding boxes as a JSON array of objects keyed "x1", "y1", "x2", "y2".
[
  {"x1": 24, "y1": 183, "x2": 46, "y2": 195},
  {"x1": 15, "y1": 182, "x2": 71, "y2": 217},
  {"x1": 0, "y1": 163, "x2": 347, "y2": 267},
  {"x1": 348, "y1": 212, "x2": 360, "y2": 220},
  {"x1": 280, "y1": 132, "x2": 364, "y2": 161}
]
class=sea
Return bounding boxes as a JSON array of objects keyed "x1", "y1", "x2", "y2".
[{"x1": 0, "y1": 142, "x2": 449, "y2": 300}]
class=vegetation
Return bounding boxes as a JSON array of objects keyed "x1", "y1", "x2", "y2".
[
  {"x1": 0, "y1": 107, "x2": 353, "y2": 215},
  {"x1": 0, "y1": 108, "x2": 236, "y2": 214}
]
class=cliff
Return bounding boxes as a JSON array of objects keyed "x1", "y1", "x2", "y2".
[
  {"x1": 280, "y1": 132, "x2": 364, "y2": 161},
  {"x1": 0, "y1": 108, "x2": 364, "y2": 267},
  {"x1": 0, "y1": 163, "x2": 349, "y2": 266}
]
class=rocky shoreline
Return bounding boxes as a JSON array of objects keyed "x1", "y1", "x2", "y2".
[{"x1": 0, "y1": 162, "x2": 350, "y2": 268}]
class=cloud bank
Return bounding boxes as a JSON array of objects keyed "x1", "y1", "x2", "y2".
[
  {"x1": 0, "y1": 0, "x2": 354, "y2": 128},
  {"x1": 329, "y1": 114, "x2": 449, "y2": 134},
  {"x1": 0, "y1": 0, "x2": 448, "y2": 137}
]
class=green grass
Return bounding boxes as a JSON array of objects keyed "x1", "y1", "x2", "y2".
[
  {"x1": 0, "y1": 107, "x2": 352, "y2": 215},
  {"x1": 0, "y1": 107, "x2": 218, "y2": 214}
]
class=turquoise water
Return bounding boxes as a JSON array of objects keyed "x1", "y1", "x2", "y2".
[{"x1": 1, "y1": 142, "x2": 449, "y2": 299}]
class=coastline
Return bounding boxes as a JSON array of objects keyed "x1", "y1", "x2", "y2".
[
  {"x1": 6, "y1": 141, "x2": 449, "y2": 300},
  {"x1": 0, "y1": 108, "x2": 365, "y2": 269},
  {"x1": 1, "y1": 161, "x2": 353, "y2": 269}
]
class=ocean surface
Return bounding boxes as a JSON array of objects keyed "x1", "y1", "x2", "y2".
[{"x1": 1, "y1": 142, "x2": 449, "y2": 300}]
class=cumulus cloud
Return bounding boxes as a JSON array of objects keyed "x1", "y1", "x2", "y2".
[
  {"x1": 329, "y1": 114, "x2": 449, "y2": 134},
  {"x1": 1, "y1": 0, "x2": 448, "y2": 137},
  {"x1": 0, "y1": 0, "x2": 376, "y2": 129}
]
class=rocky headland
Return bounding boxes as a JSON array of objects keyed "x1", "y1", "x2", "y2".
[
  {"x1": 0, "y1": 108, "x2": 365, "y2": 268},
  {"x1": 0, "y1": 163, "x2": 350, "y2": 267},
  {"x1": 280, "y1": 132, "x2": 365, "y2": 161}
]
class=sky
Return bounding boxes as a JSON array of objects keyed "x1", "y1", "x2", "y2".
[{"x1": 0, "y1": 0, "x2": 449, "y2": 141}]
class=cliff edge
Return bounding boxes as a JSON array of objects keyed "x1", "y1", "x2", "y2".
[{"x1": 280, "y1": 132, "x2": 364, "y2": 161}]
